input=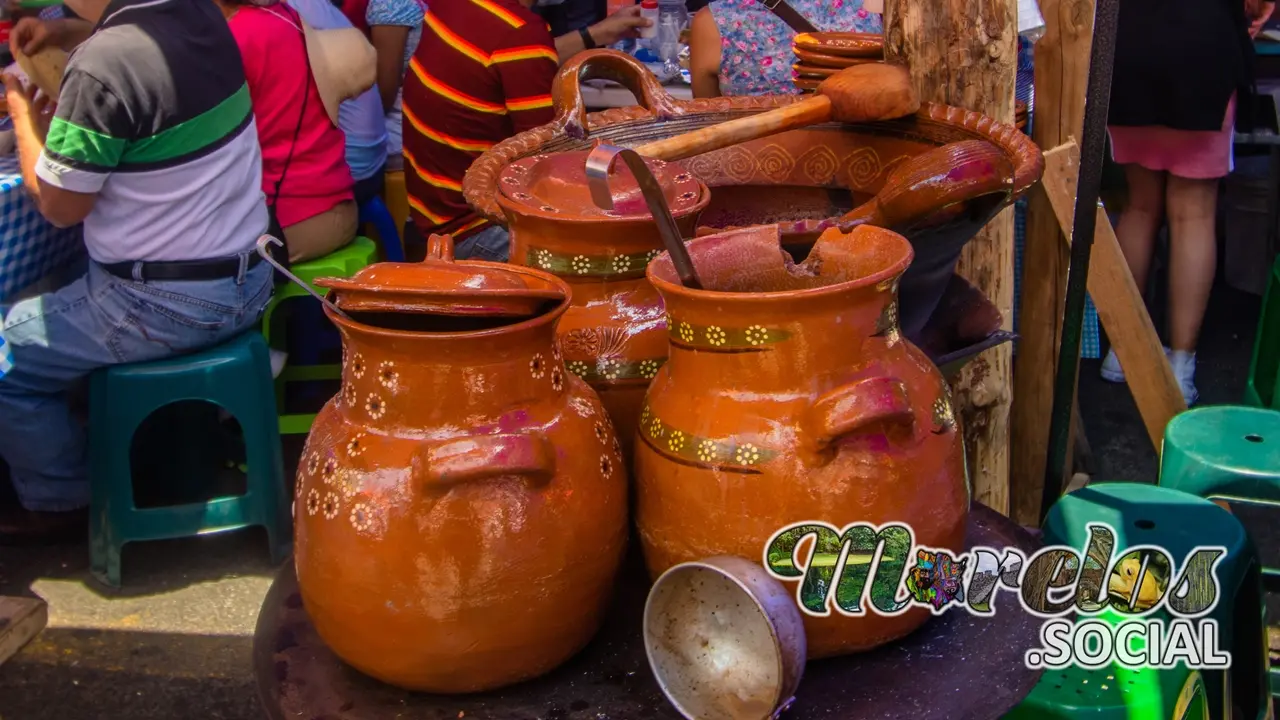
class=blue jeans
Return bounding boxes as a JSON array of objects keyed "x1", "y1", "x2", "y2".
[
  {"x1": 455, "y1": 225, "x2": 510, "y2": 262},
  {"x1": 0, "y1": 258, "x2": 273, "y2": 512}
]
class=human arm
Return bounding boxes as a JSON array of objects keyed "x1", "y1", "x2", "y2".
[
  {"x1": 688, "y1": 6, "x2": 721, "y2": 98},
  {"x1": 1249, "y1": 1, "x2": 1275, "y2": 37},
  {"x1": 553, "y1": 5, "x2": 650, "y2": 62},
  {"x1": 2, "y1": 74, "x2": 98, "y2": 228},
  {"x1": 9, "y1": 16, "x2": 94, "y2": 54},
  {"x1": 366, "y1": 0, "x2": 420, "y2": 112},
  {"x1": 369, "y1": 24, "x2": 410, "y2": 112}
]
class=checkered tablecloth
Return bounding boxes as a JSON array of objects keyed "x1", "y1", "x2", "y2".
[
  {"x1": 1013, "y1": 37, "x2": 1101, "y2": 359},
  {"x1": 0, "y1": 154, "x2": 85, "y2": 304}
]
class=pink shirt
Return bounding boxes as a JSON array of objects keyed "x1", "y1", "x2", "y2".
[{"x1": 229, "y1": 4, "x2": 354, "y2": 227}]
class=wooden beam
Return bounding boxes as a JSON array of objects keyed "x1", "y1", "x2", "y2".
[
  {"x1": 1009, "y1": 0, "x2": 1095, "y2": 525},
  {"x1": 884, "y1": 0, "x2": 1018, "y2": 515},
  {"x1": 1039, "y1": 141, "x2": 1187, "y2": 446},
  {"x1": 0, "y1": 596, "x2": 47, "y2": 667}
]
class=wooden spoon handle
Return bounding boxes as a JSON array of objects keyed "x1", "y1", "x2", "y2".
[
  {"x1": 840, "y1": 140, "x2": 1014, "y2": 230},
  {"x1": 634, "y1": 95, "x2": 833, "y2": 162}
]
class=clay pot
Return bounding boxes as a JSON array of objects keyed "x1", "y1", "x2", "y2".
[
  {"x1": 464, "y1": 49, "x2": 1042, "y2": 345},
  {"x1": 633, "y1": 224, "x2": 969, "y2": 659},
  {"x1": 294, "y1": 235, "x2": 629, "y2": 693},
  {"x1": 494, "y1": 147, "x2": 710, "y2": 460}
]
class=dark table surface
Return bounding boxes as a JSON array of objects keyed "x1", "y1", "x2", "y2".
[{"x1": 253, "y1": 504, "x2": 1043, "y2": 720}]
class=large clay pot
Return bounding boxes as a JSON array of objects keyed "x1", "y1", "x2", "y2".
[
  {"x1": 493, "y1": 149, "x2": 710, "y2": 459},
  {"x1": 463, "y1": 49, "x2": 1043, "y2": 343},
  {"x1": 294, "y1": 235, "x2": 629, "y2": 693},
  {"x1": 633, "y1": 224, "x2": 968, "y2": 659}
]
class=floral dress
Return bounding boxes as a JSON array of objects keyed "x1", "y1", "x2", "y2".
[
  {"x1": 709, "y1": 0, "x2": 882, "y2": 96},
  {"x1": 367, "y1": 0, "x2": 425, "y2": 155}
]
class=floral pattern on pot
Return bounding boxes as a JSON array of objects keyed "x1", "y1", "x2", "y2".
[
  {"x1": 526, "y1": 246, "x2": 662, "y2": 280},
  {"x1": 565, "y1": 356, "x2": 667, "y2": 383},
  {"x1": 637, "y1": 405, "x2": 778, "y2": 474},
  {"x1": 932, "y1": 387, "x2": 957, "y2": 435},
  {"x1": 873, "y1": 298, "x2": 901, "y2": 345},
  {"x1": 666, "y1": 314, "x2": 793, "y2": 352}
]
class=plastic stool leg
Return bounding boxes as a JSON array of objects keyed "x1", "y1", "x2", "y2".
[{"x1": 360, "y1": 196, "x2": 404, "y2": 262}]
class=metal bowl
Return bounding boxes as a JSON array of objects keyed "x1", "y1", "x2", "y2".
[{"x1": 643, "y1": 556, "x2": 806, "y2": 720}]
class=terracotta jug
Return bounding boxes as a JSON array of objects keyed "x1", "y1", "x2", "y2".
[
  {"x1": 495, "y1": 148, "x2": 709, "y2": 460},
  {"x1": 294, "y1": 235, "x2": 629, "y2": 693},
  {"x1": 633, "y1": 224, "x2": 969, "y2": 659}
]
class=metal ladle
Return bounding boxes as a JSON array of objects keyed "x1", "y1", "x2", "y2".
[
  {"x1": 585, "y1": 144, "x2": 703, "y2": 290},
  {"x1": 256, "y1": 234, "x2": 351, "y2": 320}
]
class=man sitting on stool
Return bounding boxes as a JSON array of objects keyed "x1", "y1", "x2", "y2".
[{"x1": 0, "y1": 0, "x2": 273, "y2": 542}]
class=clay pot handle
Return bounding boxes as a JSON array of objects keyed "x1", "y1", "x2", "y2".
[
  {"x1": 805, "y1": 377, "x2": 915, "y2": 452},
  {"x1": 426, "y1": 233, "x2": 455, "y2": 262},
  {"x1": 839, "y1": 140, "x2": 1014, "y2": 232},
  {"x1": 551, "y1": 49, "x2": 681, "y2": 140},
  {"x1": 421, "y1": 433, "x2": 556, "y2": 492}
]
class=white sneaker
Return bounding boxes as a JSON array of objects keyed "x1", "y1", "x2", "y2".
[
  {"x1": 269, "y1": 348, "x2": 288, "y2": 379},
  {"x1": 1100, "y1": 346, "x2": 1173, "y2": 384},
  {"x1": 1100, "y1": 349, "x2": 1126, "y2": 383},
  {"x1": 1168, "y1": 350, "x2": 1199, "y2": 406}
]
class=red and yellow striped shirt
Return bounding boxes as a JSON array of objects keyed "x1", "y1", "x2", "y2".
[{"x1": 403, "y1": 0, "x2": 558, "y2": 238}]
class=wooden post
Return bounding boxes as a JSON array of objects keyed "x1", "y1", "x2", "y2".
[
  {"x1": 1008, "y1": 0, "x2": 1095, "y2": 525},
  {"x1": 0, "y1": 596, "x2": 47, "y2": 667},
  {"x1": 883, "y1": 0, "x2": 1018, "y2": 515}
]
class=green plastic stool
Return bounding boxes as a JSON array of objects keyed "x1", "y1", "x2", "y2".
[
  {"x1": 1005, "y1": 664, "x2": 1208, "y2": 720},
  {"x1": 1158, "y1": 406, "x2": 1280, "y2": 579},
  {"x1": 261, "y1": 237, "x2": 378, "y2": 435},
  {"x1": 88, "y1": 332, "x2": 292, "y2": 588},
  {"x1": 1245, "y1": 254, "x2": 1280, "y2": 408},
  {"x1": 1010, "y1": 483, "x2": 1269, "y2": 720}
]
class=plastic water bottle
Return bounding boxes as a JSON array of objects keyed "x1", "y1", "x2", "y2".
[{"x1": 655, "y1": 0, "x2": 685, "y2": 66}]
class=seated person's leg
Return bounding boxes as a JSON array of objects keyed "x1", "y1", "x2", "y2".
[
  {"x1": 283, "y1": 200, "x2": 359, "y2": 264},
  {"x1": 454, "y1": 225, "x2": 511, "y2": 262}
]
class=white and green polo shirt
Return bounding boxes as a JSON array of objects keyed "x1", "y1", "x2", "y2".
[{"x1": 36, "y1": 0, "x2": 269, "y2": 264}]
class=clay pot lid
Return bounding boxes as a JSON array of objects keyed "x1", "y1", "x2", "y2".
[
  {"x1": 497, "y1": 150, "x2": 704, "y2": 219},
  {"x1": 315, "y1": 234, "x2": 565, "y2": 317}
]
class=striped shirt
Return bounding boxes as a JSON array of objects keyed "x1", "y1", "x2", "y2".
[
  {"x1": 35, "y1": 0, "x2": 267, "y2": 263},
  {"x1": 402, "y1": 0, "x2": 559, "y2": 239}
]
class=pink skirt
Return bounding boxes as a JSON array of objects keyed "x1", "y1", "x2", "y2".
[{"x1": 1108, "y1": 95, "x2": 1236, "y2": 179}]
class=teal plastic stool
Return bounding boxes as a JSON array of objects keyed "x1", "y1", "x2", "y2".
[
  {"x1": 261, "y1": 237, "x2": 378, "y2": 435},
  {"x1": 1008, "y1": 483, "x2": 1269, "y2": 720},
  {"x1": 1158, "y1": 406, "x2": 1280, "y2": 578},
  {"x1": 1245, "y1": 254, "x2": 1280, "y2": 408},
  {"x1": 88, "y1": 332, "x2": 291, "y2": 588}
]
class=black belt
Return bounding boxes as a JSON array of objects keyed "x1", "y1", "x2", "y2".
[{"x1": 100, "y1": 253, "x2": 263, "y2": 282}]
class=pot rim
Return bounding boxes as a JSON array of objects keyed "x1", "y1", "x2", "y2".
[
  {"x1": 321, "y1": 259, "x2": 573, "y2": 342},
  {"x1": 646, "y1": 225, "x2": 913, "y2": 305},
  {"x1": 643, "y1": 558, "x2": 796, "y2": 719}
]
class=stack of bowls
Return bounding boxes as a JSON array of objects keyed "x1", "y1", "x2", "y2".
[
  {"x1": 790, "y1": 32, "x2": 1032, "y2": 135},
  {"x1": 791, "y1": 32, "x2": 883, "y2": 92}
]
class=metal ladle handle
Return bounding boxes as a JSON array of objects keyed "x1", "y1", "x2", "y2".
[
  {"x1": 256, "y1": 235, "x2": 351, "y2": 320},
  {"x1": 584, "y1": 144, "x2": 702, "y2": 290}
]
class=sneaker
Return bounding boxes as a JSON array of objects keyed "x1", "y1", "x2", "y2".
[
  {"x1": 269, "y1": 348, "x2": 288, "y2": 379},
  {"x1": 1168, "y1": 350, "x2": 1199, "y2": 406},
  {"x1": 1100, "y1": 349, "x2": 1126, "y2": 383},
  {"x1": 1099, "y1": 346, "x2": 1173, "y2": 384}
]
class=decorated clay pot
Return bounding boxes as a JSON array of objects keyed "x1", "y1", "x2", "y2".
[
  {"x1": 633, "y1": 224, "x2": 969, "y2": 659},
  {"x1": 494, "y1": 147, "x2": 710, "y2": 460},
  {"x1": 294, "y1": 235, "x2": 628, "y2": 693},
  {"x1": 463, "y1": 49, "x2": 1043, "y2": 342}
]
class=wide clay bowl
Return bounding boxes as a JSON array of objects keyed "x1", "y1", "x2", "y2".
[
  {"x1": 644, "y1": 556, "x2": 806, "y2": 720},
  {"x1": 464, "y1": 49, "x2": 1043, "y2": 340}
]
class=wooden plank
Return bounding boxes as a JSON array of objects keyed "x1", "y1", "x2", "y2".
[
  {"x1": 0, "y1": 596, "x2": 47, "y2": 667},
  {"x1": 1039, "y1": 141, "x2": 1187, "y2": 447},
  {"x1": 1009, "y1": 0, "x2": 1096, "y2": 526},
  {"x1": 883, "y1": 0, "x2": 1018, "y2": 515}
]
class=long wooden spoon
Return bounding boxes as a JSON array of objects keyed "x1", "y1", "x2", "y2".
[{"x1": 634, "y1": 63, "x2": 919, "y2": 162}]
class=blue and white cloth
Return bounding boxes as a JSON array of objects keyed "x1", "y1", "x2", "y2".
[
  {"x1": 0, "y1": 332, "x2": 11, "y2": 379},
  {"x1": 1012, "y1": 36, "x2": 1101, "y2": 359},
  {"x1": 0, "y1": 155, "x2": 85, "y2": 305}
]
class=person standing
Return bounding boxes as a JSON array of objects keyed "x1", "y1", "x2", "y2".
[
  {"x1": 1101, "y1": 0, "x2": 1270, "y2": 404},
  {"x1": 0, "y1": 0, "x2": 272, "y2": 541},
  {"x1": 366, "y1": 0, "x2": 424, "y2": 169}
]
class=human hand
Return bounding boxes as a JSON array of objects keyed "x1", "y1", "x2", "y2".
[
  {"x1": 10, "y1": 16, "x2": 63, "y2": 56},
  {"x1": 589, "y1": 5, "x2": 651, "y2": 46},
  {"x1": 3, "y1": 73, "x2": 53, "y2": 142}
]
